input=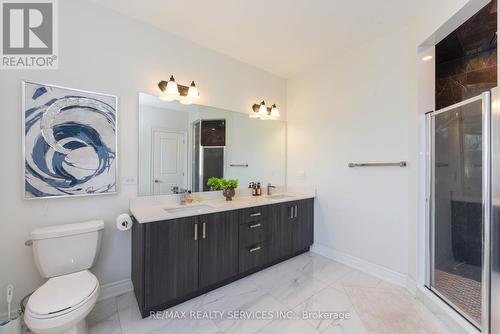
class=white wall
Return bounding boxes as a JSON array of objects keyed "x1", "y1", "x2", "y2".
[
  {"x1": 287, "y1": 27, "x2": 411, "y2": 276},
  {"x1": 287, "y1": 0, "x2": 485, "y2": 286},
  {"x1": 0, "y1": 0, "x2": 286, "y2": 313}
]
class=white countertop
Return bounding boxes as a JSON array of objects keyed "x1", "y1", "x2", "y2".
[{"x1": 130, "y1": 192, "x2": 315, "y2": 224}]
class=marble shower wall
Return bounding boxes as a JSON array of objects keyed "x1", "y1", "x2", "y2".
[{"x1": 435, "y1": 0, "x2": 497, "y2": 110}]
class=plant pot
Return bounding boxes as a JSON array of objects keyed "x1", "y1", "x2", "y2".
[{"x1": 223, "y1": 188, "x2": 235, "y2": 201}]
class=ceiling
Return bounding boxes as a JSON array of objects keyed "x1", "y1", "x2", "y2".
[{"x1": 94, "y1": 0, "x2": 432, "y2": 78}]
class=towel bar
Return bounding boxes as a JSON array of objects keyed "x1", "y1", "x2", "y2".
[{"x1": 348, "y1": 161, "x2": 407, "y2": 168}]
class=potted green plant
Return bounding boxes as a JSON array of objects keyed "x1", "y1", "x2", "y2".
[{"x1": 207, "y1": 177, "x2": 238, "y2": 201}]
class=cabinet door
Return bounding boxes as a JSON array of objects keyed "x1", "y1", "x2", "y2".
[
  {"x1": 144, "y1": 217, "x2": 199, "y2": 310},
  {"x1": 291, "y1": 199, "x2": 314, "y2": 252},
  {"x1": 198, "y1": 211, "x2": 239, "y2": 288},
  {"x1": 268, "y1": 203, "x2": 293, "y2": 261}
]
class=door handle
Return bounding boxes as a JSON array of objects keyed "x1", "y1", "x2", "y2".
[
  {"x1": 249, "y1": 212, "x2": 261, "y2": 217},
  {"x1": 249, "y1": 223, "x2": 262, "y2": 229},
  {"x1": 294, "y1": 205, "x2": 298, "y2": 218},
  {"x1": 202, "y1": 222, "x2": 206, "y2": 239},
  {"x1": 194, "y1": 223, "x2": 198, "y2": 241},
  {"x1": 249, "y1": 246, "x2": 262, "y2": 253},
  {"x1": 290, "y1": 206, "x2": 293, "y2": 219}
]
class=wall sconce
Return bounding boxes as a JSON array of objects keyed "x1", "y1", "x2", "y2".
[
  {"x1": 250, "y1": 101, "x2": 280, "y2": 120},
  {"x1": 158, "y1": 75, "x2": 200, "y2": 104}
]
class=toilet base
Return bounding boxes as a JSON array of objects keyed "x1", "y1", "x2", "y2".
[{"x1": 59, "y1": 319, "x2": 87, "y2": 334}]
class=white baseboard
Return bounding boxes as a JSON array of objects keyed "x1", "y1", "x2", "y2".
[
  {"x1": 98, "y1": 279, "x2": 133, "y2": 301},
  {"x1": 310, "y1": 243, "x2": 407, "y2": 288},
  {"x1": 406, "y1": 276, "x2": 417, "y2": 296}
]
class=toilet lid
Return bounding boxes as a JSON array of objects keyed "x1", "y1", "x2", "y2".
[{"x1": 27, "y1": 270, "x2": 98, "y2": 316}]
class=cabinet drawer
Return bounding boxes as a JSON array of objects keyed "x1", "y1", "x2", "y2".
[
  {"x1": 239, "y1": 243, "x2": 268, "y2": 273},
  {"x1": 239, "y1": 221, "x2": 267, "y2": 248},
  {"x1": 239, "y1": 206, "x2": 268, "y2": 224}
]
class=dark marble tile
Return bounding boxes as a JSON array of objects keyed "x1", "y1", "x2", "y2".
[
  {"x1": 466, "y1": 66, "x2": 497, "y2": 85},
  {"x1": 436, "y1": 74, "x2": 467, "y2": 110},
  {"x1": 465, "y1": 49, "x2": 497, "y2": 72},
  {"x1": 435, "y1": 0, "x2": 497, "y2": 109}
]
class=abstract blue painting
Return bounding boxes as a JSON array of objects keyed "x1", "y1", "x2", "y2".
[{"x1": 23, "y1": 82, "x2": 117, "y2": 198}]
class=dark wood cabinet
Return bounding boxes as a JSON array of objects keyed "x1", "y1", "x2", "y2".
[
  {"x1": 132, "y1": 198, "x2": 314, "y2": 317},
  {"x1": 143, "y1": 216, "x2": 199, "y2": 311},
  {"x1": 199, "y1": 211, "x2": 239, "y2": 288},
  {"x1": 291, "y1": 199, "x2": 314, "y2": 253}
]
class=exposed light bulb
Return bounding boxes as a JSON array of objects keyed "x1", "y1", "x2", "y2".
[
  {"x1": 422, "y1": 55, "x2": 433, "y2": 61},
  {"x1": 166, "y1": 75, "x2": 180, "y2": 96},
  {"x1": 270, "y1": 104, "x2": 279, "y2": 118},
  {"x1": 258, "y1": 101, "x2": 267, "y2": 115},
  {"x1": 187, "y1": 81, "x2": 200, "y2": 99}
]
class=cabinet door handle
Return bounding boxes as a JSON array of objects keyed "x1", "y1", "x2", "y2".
[
  {"x1": 249, "y1": 212, "x2": 261, "y2": 217},
  {"x1": 202, "y1": 222, "x2": 206, "y2": 239},
  {"x1": 249, "y1": 223, "x2": 262, "y2": 229},
  {"x1": 290, "y1": 206, "x2": 293, "y2": 219},
  {"x1": 194, "y1": 223, "x2": 198, "y2": 241},
  {"x1": 249, "y1": 246, "x2": 262, "y2": 253},
  {"x1": 294, "y1": 205, "x2": 298, "y2": 218}
]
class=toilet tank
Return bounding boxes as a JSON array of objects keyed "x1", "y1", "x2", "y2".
[{"x1": 30, "y1": 220, "x2": 104, "y2": 278}]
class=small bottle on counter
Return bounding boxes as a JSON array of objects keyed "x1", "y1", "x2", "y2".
[
  {"x1": 185, "y1": 191, "x2": 193, "y2": 204},
  {"x1": 256, "y1": 182, "x2": 262, "y2": 196}
]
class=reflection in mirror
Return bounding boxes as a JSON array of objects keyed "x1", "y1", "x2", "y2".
[{"x1": 138, "y1": 93, "x2": 286, "y2": 196}]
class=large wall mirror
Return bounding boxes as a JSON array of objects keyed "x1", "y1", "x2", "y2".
[{"x1": 138, "y1": 93, "x2": 286, "y2": 196}]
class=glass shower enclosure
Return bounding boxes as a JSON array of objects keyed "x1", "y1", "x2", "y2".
[{"x1": 426, "y1": 91, "x2": 491, "y2": 331}]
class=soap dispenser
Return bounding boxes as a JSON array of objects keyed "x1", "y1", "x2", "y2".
[{"x1": 256, "y1": 182, "x2": 262, "y2": 196}]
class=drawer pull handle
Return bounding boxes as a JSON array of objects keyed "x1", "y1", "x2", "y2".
[
  {"x1": 249, "y1": 212, "x2": 261, "y2": 217},
  {"x1": 202, "y1": 222, "x2": 206, "y2": 239},
  {"x1": 194, "y1": 223, "x2": 198, "y2": 241},
  {"x1": 249, "y1": 246, "x2": 262, "y2": 253},
  {"x1": 249, "y1": 223, "x2": 262, "y2": 229}
]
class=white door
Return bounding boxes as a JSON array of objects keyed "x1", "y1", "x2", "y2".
[{"x1": 152, "y1": 130, "x2": 187, "y2": 195}]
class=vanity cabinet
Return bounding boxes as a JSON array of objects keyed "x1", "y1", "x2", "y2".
[{"x1": 132, "y1": 198, "x2": 314, "y2": 318}]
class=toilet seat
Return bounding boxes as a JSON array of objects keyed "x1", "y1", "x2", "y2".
[
  {"x1": 25, "y1": 270, "x2": 99, "y2": 334},
  {"x1": 27, "y1": 270, "x2": 98, "y2": 318}
]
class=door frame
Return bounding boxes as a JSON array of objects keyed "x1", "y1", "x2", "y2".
[
  {"x1": 150, "y1": 127, "x2": 188, "y2": 194},
  {"x1": 425, "y1": 92, "x2": 491, "y2": 332}
]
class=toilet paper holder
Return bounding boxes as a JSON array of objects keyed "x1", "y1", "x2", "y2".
[{"x1": 116, "y1": 213, "x2": 133, "y2": 231}]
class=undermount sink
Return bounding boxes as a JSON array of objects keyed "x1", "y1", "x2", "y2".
[
  {"x1": 267, "y1": 194, "x2": 295, "y2": 200},
  {"x1": 164, "y1": 204, "x2": 213, "y2": 214}
]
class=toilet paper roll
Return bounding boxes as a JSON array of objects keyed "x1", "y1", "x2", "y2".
[{"x1": 116, "y1": 213, "x2": 133, "y2": 231}]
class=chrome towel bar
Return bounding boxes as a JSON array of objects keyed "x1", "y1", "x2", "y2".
[{"x1": 348, "y1": 161, "x2": 407, "y2": 168}]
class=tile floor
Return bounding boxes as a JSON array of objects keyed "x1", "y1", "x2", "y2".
[{"x1": 88, "y1": 252, "x2": 452, "y2": 334}]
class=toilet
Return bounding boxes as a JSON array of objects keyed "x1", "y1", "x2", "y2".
[{"x1": 24, "y1": 220, "x2": 104, "y2": 334}]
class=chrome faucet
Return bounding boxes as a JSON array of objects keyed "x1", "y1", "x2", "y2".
[{"x1": 267, "y1": 183, "x2": 276, "y2": 196}]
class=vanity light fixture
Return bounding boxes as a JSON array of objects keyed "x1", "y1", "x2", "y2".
[
  {"x1": 166, "y1": 75, "x2": 180, "y2": 96},
  {"x1": 250, "y1": 101, "x2": 280, "y2": 120},
  {"x1": 187, "y1": 81, "x2": 200, "y2": 99},
  {"x1": 158, "y1": 76, "x2": 200, "y2": 103},
  {"x1": 258, "y1": 101, "x2": 267, "y2": 115},
  {"x1": 422, "y1": 55, "x2": 433, "y2": 61},
  {"x1": 270, "y1": 104, "x2": 280, "y2": 118}
]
